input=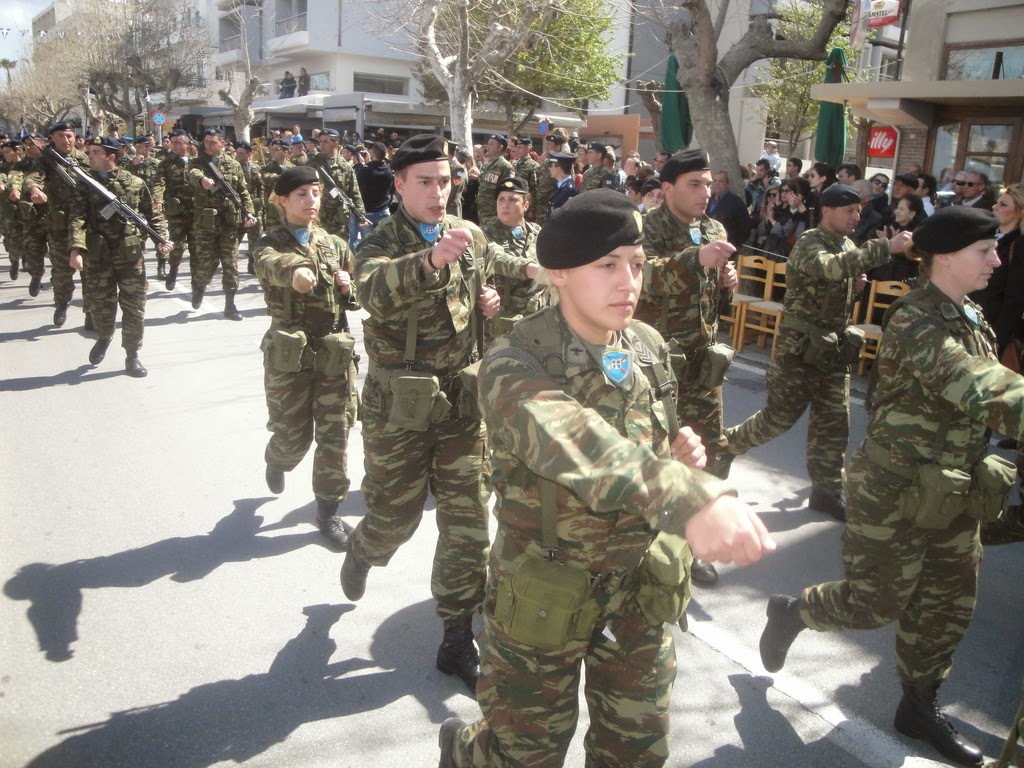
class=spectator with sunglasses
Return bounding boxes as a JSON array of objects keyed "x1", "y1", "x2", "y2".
[{"x1": 955, "y1": 170, "x2": 994, "y2": 211}]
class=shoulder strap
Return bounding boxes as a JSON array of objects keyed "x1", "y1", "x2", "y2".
[{"x1": 628, "y1": 321, "x2": 680, "y2": 437}]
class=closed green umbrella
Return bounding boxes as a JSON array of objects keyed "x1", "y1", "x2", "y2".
[
  {"x1": 661, "y1": 54, "x2": 693, "y2": 153},
  {"x1": 814, "y1": 47, "x2": 848, "y2": 168}
]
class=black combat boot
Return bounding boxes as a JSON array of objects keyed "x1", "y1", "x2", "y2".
[
  {"x1": 191, "y1": 282, "x2": 205, "y2": 309},
  {"x1": 53, "y1": 303, "x2": 69, "y2": 328},
  {"x1": 315, "y1": 498, "x2": 350, "y2": 551},
  {"x1": 29, "y1": 274, "x2": 42, "y2": 296},
  {"x1": 125, "y1": 352, "x2": 148, "y2": 378},
  {"x1": 436, "y1": 615, "x2": 480, "y2": 694},
  {"x1": 165, "y1": 265, "x2": 178, "y2": 291},
  {"x1": 893, "y1": 680, "x2": 984, "y2": 767},
  {"x1": 89, "y1": 337, "x2": 112, "y2": 365},
  {"x1": 247, "y1": 255, "x2": 255, "y2": 275},
  {"x1": 438, "y1": 717, "x2": 466, "y2": 768},
  {"x1": 83, "y1": 312, "x2": 94, "y2": 333},
  {"x1": 759, "y1": 594, "x2": 806, "y2": 673},
  {"x1": 340, "y1": 540, "x2": 371, "y2": 601},
  {"x1": 157, "y1": 258, "x2": 167, "y2": 279},
  {"x1": 809, "y1": 487, "x2": 846, "y2": 521},
  {"x1": 265, "y1": 465, "x2": 285, "y2": 494},
  {"x1": 691, "y1": 558, "x2": 719, "y2": 587},
  {"x1": 711, "y1": 451, "x2": 735, "y2": 480},
  {"x1": 9, "y1": 258, "x2": 18, "y2": 279},
  {"x1": 224, "y1": 290, "x2": 242, "y2": 321}
]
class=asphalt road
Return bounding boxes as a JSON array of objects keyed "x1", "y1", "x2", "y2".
[{"x1": 1, "y1": 246, "x2": 1021, "y2": 768}]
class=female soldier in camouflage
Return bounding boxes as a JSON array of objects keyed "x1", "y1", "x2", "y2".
[
  {"x1": 253, "y1": 166, "x2": 359, "y2": 551},
  {"x1": 759, "y1": 206, "x2": 1024, "y2": 768}
]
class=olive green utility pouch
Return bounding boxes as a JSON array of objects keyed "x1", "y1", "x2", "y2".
[
  {"x1": 695, "y1": 343, "x2": 735, "y2": 389},
  {"x1": 898, "y1": 463, "x2": 971, "y2": 529},
  {"x1": 270, "y1": 327, "x2": 307, "y2": 373},
  {"x1": 51, "y1": 208, "x2": 68, "y2": 230},
  {"x1": 17, "y1": 201, "x2": 40, "y2": 223},
  {"x1": 456, "y1": 360, "x2": 482, "y2": 420},
  {"x1": 635, "y1": 532, "x2": 693, "y2": 626},
  {"x1": 318, "y1": 332, "x2": 355, "y2": 378},
  {"x1": 494, "y1": 556, "x2": 600, "y2": 651},
  {"x1": 802, "y1": 331, "x2": 841, "y2": 368},
  {"x1": 966, "y1": 453, "x2": 1017, "y2": 522},
  {"x1": 166, "y1": 197, "x2": 184, "y2": 216},
  {"x1": 198, "y1": 207, "x2": 219, "y2": 228},
  {"x1": 121, "y1": 235, "x2": 143, "y2": 261},
  {"x1": 841, "y1": 326, "x2": 867, "y2": 364},
  {"x1": 389, "y1": 372, "x2": 448, "y2": 431}
]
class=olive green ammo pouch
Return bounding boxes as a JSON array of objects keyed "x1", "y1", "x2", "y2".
[
  {"x1": 456, "y1": 360, "x2": 482, "y2": 420},
  {"x1": 966, "y1": 453, "x2": 1017, "y2": 523},
  {"x1": 51, "y1": 208, "x2": 68, "y2": 230},
  {"x1": 635, "y1": 532, "x2": 693, "y2": 626},
  {"x1": 694, "y1": 342, "x2": 735, "y2": 389},
  {"x1": 197, "y1": 207, "x2": 219, "y2": 228},
  {"x1": 802, "y1": 331, "x2": 841, "y2": 368},
  {"x1": 270, "y1": 327, "x2": 307, "y2": 373},
  {"x1": 494, "y1": 555, "x2": 600, "y2": 651},
  {"x1": 17, "y1": 201, "x2": 40, "y2": 223},
  {"x1": 317, "y1": 331, "x2": 355, "y2": 378},
  {"x1": 121, "y1": 235, "x2": 143, "y2": 261},
  {"x1": 897, "y1": 463, "x2": 972, "y2": 529},
  {"x1": 388, "y1": 371, "x2": 449, "y2": 431},
  {"x1": 166, "y1": 197, "x2": 184, "y2": 217},
  {"x1": 841, "y1": 325, "x2": 867, "y2": 364}
]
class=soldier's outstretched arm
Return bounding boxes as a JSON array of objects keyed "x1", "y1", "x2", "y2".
[{"x1": 791, "y1": 233, "x2": 891, "y2": 282}]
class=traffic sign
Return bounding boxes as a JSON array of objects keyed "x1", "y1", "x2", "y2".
[{"x1": 152, "y1": 112, "x2": 166, "y2": 126}]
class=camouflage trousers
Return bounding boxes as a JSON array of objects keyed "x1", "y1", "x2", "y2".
[
  {"x1": 676, "y1": 373, "x2": 726, "y2": 477},
  {"x1": 192, "y1": 226, "x2": 241, "y2": 292},
  {"x1": 22, "y1": 221, "x2": 51, "y2": 288},
  {"x1": 240, "y1": 218, "x2": 264, "y2": 255},
  {"x1": 725, "y1": 354, "x2": 849, "y2": 495},
  {"x1": 262, "y1": 338, "x2": 356, "y2": 502},
  {"x1": 48, "y1": 227, "x2": 82, "y2": 310},
  {"x1": 348, "y1": 377, "x2": 488, "y2": 621},
  {"x1": 82, "y1": 241, "x2": 147, "y2": 352},
  {"x1": 1, "y1": 210, "x2": 25, "y2": 271},
  {"x1": 453, "y1": 593, "x2": 676, "y2": 767},
  {"x1": 167, "y1": 214, "x2": 196, "y2": 276},
  {"x1": 800, "y1": 449, "x2": 981, "y2": 683}
]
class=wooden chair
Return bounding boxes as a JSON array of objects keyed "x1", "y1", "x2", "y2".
[
  {"x1": 738, "y1": 261, "x2": 787, "y2": 358},
  {"x1": 720, "y1": 254, "x2": 773, "y2": 349},
  {"x1": 853, "y1": 280, "x2": 911, "y2": 375}
]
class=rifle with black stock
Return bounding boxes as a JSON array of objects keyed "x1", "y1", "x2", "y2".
[
  {"x1": 205, "y1": 158, "x2": 243, "y2": 209},
  {"x1": 312, "y1": 163, "x2": 372, "y2": 226}
]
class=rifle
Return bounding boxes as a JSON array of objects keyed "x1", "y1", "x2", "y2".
[
  {"x1": 39, "y1": 143, "x2": 169, "y2": 247},
  {"x1": 313, "y1": 163, "x2": 371, "y2": 226},
  {"x1": 205, "y1": 159, "x2": 243, "y2": 208}
]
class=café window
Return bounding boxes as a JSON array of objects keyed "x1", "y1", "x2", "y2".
[
  {"x1": 353, "y1": 73, "x2": 409, "y2": 96},
  {"x1": 944, "y1": 40, "x2": 1024, "y2": 81},
  {"x1": 930, "y1": 117, "x2": 1022, "y2": 186}
]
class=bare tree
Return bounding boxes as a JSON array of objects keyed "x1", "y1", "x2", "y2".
[
  {"x1": 216, "y1": 0, "x2": 274, "y2": 141},
  {"x1": 636, "y1": 80, "x2": 665, "y2": 155}
]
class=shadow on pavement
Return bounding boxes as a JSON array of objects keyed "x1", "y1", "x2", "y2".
[
  {"x1": 3, "y1": 497, "x2": 311, "y2": 662},
  {"x1": 0, "y1": 365, "x2": 127, "y2": 391}
]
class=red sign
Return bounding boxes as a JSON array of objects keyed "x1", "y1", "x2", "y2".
[
  {"x1": 867, "y1": 0, "x2": 901, "y2": 28},
  {"x1": 868, "y1": 126, "x2": 899, "y2": 158}
]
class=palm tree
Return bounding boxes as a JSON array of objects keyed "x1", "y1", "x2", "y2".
[{"x1": 0, "y1": 58, "x2": 17, "y2": 88}]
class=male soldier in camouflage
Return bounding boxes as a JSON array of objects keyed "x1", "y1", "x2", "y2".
[
  {"x1": 253, "y1": 166, "x2": 359, "y2": 550},
  {"x1": 68, "y1": 137, "x2": 171, "y2": 378},
  {"x1": 0, "y1": 140, "x2": 26, "y2": 283},
  {"x1": 475, "y1": 134, "x2": 514, "y2": 227},
  {"x1": 511, "y1": 136, "x2": 540, "y2": 221},
  {"x1": 438, "y1": 190, "x2": 774, "y2": 768},
  {"x1": 155, "y1": 129, "x2": 196, "y2": 291},
  {"x1": 234, "y1": 140, "x2": 264, "y2": 275},
  {"x1": 18, "y1": 134, "x2": 64, "y2": 322},
  {"x1": 288, "y1": 136, "x2": 309, "y2": 167},
  {"x1": 446, "y1": 142, "x2": 466, "y2": 218},
  {"x1": 126, "y1": 134, "x2": 165, "y2": 277},
  {"x1": 636, "y1": 149, "x2": 739, "y2": 587},
  {"x1": 579, "y1": 142, "x2": 617, "y2": 193},
  {"x1": 480, "y1": 176, "x2": 543, "y2": 339},
  {"x1": 309, "y1": 129, "x2": 367, "y2": 248},
  {"x1": 534, "y1": 132, "x2": 568, "y2": 225},
  {"x1": 261, "y1": 138, "x2": 292, "y2": 231},
  {"x1": 340, "y1": 134, "x2": 529, "y2": 693},
  {"x1": 760, "y1": 207, "x2": 1024, "y2": 768},
  {"x1": 720, "y1": 184, "x2": 913, "y2": 520},
  {"x1": 186, "y1": 127, "x2": 256, "y2": 320}
]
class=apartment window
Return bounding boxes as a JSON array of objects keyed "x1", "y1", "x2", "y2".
[
  {"x1": 944, "y1": 40, "x2": 1024, "y2": 81},
  {"x1": 310, "y1": 71, "x2": 331, "y2": 90},
  {"x1": 219, "y1": 17, "x2": 242, "y2": 53},
  {"x1": 353, "y1": 73, "x2": 409, "y2": 96},
  {"x1": 275, "y1": 0, "x2": 307, "y2": 36}
]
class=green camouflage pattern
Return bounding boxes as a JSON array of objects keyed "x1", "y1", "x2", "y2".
[
  {"x1": 513, "y1": 156, "x2": 541, "y2": 221},
  {"x1": 0, "y1": 158, "x2": 24, "y2": 272},
  {"x1": 980, "y1": 445, "x2": 1024, "y2": 545},
  {"x1": 480, "y1": 218, "x2": 544, "y2": 338},
  {"x1": 451, "y1": 307, "x2": 730, "y2": 766},
  {"x1": 254, "y1": 223, "x2": 358, "y2": 501},
  {"x1": 476, "y1": 156, "x2": 514, "y2": 226},
  {"x1": 446, "y1": 157, "x2": 466, "y2": 218},
  {"x1": 800, "y1": 281, "x2": 1024, "y2": 683},
  {"x1": 260, "y1": 158, "x2": 291, "y2": 229},
  {"x1": 238, "y1": 159, "x2": 264, "y2": 251},
  {"x1": 156, "y1": 153, "x2": 196, "y2": 274},
  {"x1": 580, "y1": 164, "x2": 616, "y2": 193},
  {"x1": 309, "y1": 154, "x2": 365, "y2": 238},
  {"x1": 69, "y1": 167, "x2": 166, "y2": 351},
  {"x1": 19, "y1": 155, "x2": 72, "y2": 302},
  {"x1": 725, "y1": 230, "x2": 892, "y2": 494},
  {"x1": 534, "y1": 162, "x2": 556, "y2": 225},
  {"x1": 187, "y1": 152, "x2": 254, "y2": 292},
  {"x1": 125, "y1": 155, "x2": 163, "y2": 206}
]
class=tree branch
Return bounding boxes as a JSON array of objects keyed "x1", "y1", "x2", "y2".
[{"x1": 713, "y1": 0, "x2": 731, "y2": 43}]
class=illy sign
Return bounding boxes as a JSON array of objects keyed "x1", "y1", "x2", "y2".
[{"x1": 868, "y1": 126, "x2": 899, "y2": 158}]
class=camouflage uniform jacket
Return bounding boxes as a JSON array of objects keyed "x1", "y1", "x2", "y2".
[
  {"x1": 637, "y1": 206, "x2": 729, "y2": 352},
  {"x1": 480, "y1": 306, "x2": 733, "y2": 577},
  {"x1": 239, "y1": 161, "x2": 265, "y2": 216},
  {"x1": 534, "y1": 160, "x2": 556, "y2": 222},
  {"x1": 69, "y1": 167, "x2": 167, "y2": 252},
  {"x1": 446, "y1": 157, "x2": 465, "y2": 217},
  {"x1": 309, "y1": 154, "x2": 365, "y2": 227},
  {"x1": 481, "y1": 218, "x2": 543, "y2": 321},
  {"x1": 22, "y1": 149, "x2": 86, "y2": 225},
  {"x1": 156, "y1": 153, "x2": 194, "y2": 219},
  {"x1": 126, "y1": 155, "x2": 164, "y2": 207},
  {"x1": 354, "y1": 204, "x2": 531, "y2": 372},
  {"x1": 476, "y1": 155, "x2": 515, "y2": 225},
  {"x1": 777, "y1": 227, "x2": 891, "y2": 359},
  {"x1": 580, "y1": 165, "x2": 616, "y2": 193},
  {"x1": 260, "y1": 158, "x2": 292, "y2": 228},
  {"x1": 868, "y1": 281, "x2": 1024, "y2": 472},
  {"x1": 513, "y1": 157, "x2": 541, "y2": 201},
  {"x1": 254, "y1": 223, "x2": 358, "y2": 338},
  {"x1": 186, "y1": 152, "x2": 255, "y2": 224}
]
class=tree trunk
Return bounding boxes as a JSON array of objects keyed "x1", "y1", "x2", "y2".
[
  {"x1": 448, "y1": 78, "x2": 473, "y2": 152},
  {"x1": 685, "y1": 79, "x2": 744, "y2": 196},
  {"x1": 636, "y1": 81, "x2": 663, "y2": 155},
  {"x1": 853, "y1": 116, "x2": 873, "y2": 170}
]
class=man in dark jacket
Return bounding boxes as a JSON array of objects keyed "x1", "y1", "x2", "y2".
[
  {"x1": 708, "y1": 170, "x2": 751, "y2": 249},
  {"x1": 355, "y1": 142, "x2": 394, "y2": 232}
]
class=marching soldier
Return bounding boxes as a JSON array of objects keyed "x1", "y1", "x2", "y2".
[
  {"x1": 579, "y1": 142, "x2": 617, "y2": 193},
  {"x1": 288, "y1": 136, "x2": 309, "y2": 166},
  {"x1": 126, "y1": 134, "x2": 166, "y2": 278},
  {"x1": 261, "y1": 138, "x2": 292, "y2": 231},
  {"x1": 18, "y1": 134, "x2": 63, "y2": 324},
  {"x1": 155, "y1": 129, "x2": 197, "y2": 291},
  {"x1": 309, "y1": 129, "x2": 367, "y2": 247},
  {"x1": 0, "y1": 140, "x2": 26, "y2": 283},
  {"x1": 235, "y1": 140, "x2": 264, "y2": 274},
  {"x1": 68, "y1": 136, "x2": 171, "y2": 378},
  {"x1": 475, "y1": 134, "x2": 514, "y2": 227},
  {"x1": 446, "y1": 143, "x2": 466, "y2": 218},
  {"x1": 186, "y1": 127, "x2": 257, "y2": 320},
  {"x1": 511, "y1": 136, "x2": 541, "y2": 221},
  {"x1": 534, "y1": 132, "x2": 566, "y2": 225}
]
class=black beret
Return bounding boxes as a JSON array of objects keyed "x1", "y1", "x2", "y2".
[
  {"x1": 320, "y1": 129, "x2": 340, "y2": 138},
  {"x1": 895, "y1": 172, "x2": 919, "y2": 188},
  {"x1": 343, "y1": 144, "x2": 357, "y2": 153},
  {"x1": 912, "y1": 207, "x2": 999, "y2": 255},
  {"x1": 589, "y1": 142, "x2": 608, "y2": 158},
  {"x1": 537, "y1": 190, "x2": 644, "y2": 269},
  {"x1": 170, "y1": 129, "x2": 191, "y2": 139},
  {"x1": 234, "y1": 141, "x2": 253, "y2": 151},
  {"x1": 640, "y1": 178, "x2": 662, "y2": 196},
  {"x1": 21, "y1": 133, "x2": 43, "y2": 143},
  {"x1": 274, "y1": 165, "x2": 319, "y2": 196},
  {"x1": 819, "y1": 183, "x2": 861, "y2": 207},
  {"x1": 660, "y1": 148, "x2": 710, "y2": 183},
  {"x1": 1, "y1": 140, "x2": 20, "y2": 150},
  {"x1": 495, "y1": 176, "x2": 529, "y2": 198},
  {"x1": 545, "y1": 134, "x2": 566, "y2": 146},
  {"x1": 489, "y1": 133, "x2": 508, "y2": 148},
  {"x1": 391, "y1": 134, "x2": 449, "y2": 173},
  {"x1": 89, "y1": 136, "x2": 121, "y2": 153},
  {"x1": 268, "y1": 138, "x2": 288, "y2": 147},
  {"x1": 48, "y1": 121, "x2": 74, "y2": 134},
  {"x1": 135, "y1": 134, "x2": 154, "y2": 144},
  {"x1": 201, "y1": 128, "x2": 223, "y2": 138},
  {"x1": 515, "y1": 136, "x2": 532, "y2": 147}
]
